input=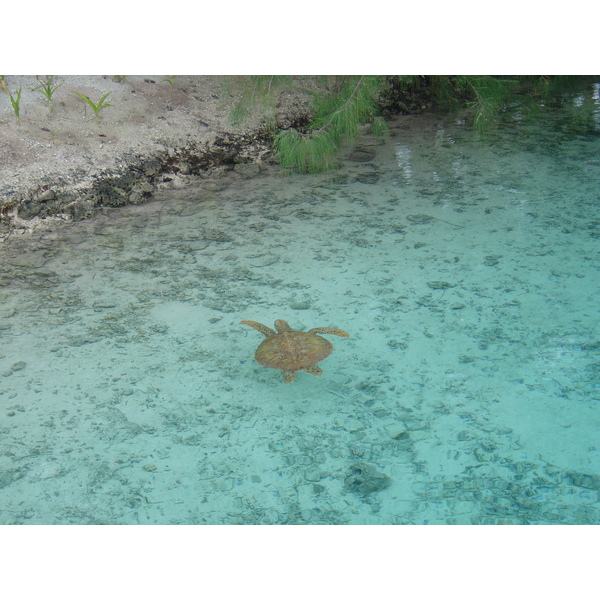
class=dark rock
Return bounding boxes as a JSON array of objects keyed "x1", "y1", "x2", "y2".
[
  {"x1": 234, "y1": 163, "x2": 261, "y2": 178},
  {"x1": 484, "y1": 255, "x2": 501, "y2": 266},
  {"x1": 140, "y1": 158, "x2": 162, "y2": 177},
  {"x1": 348, "y1": 148, "x2": 376, "y2": 162},
  {"x1": 344, "y1": 462, "x2": 392, "y2": 496},
  {"x1": 17, "y1": 199, "x2": 43, "y2": 219},
  {"x1": 427, "y1": 281, "x2": 455, "y2": 290},
  {"x1": 67, "y1": 198, "x2": 97, "y2": 220},
  {"x1": 129, "y1": 181, "x2": 154, "y2": 204},
  {"x1": 0, "y1": 471, "x2": 14, "y2": 489},
  {"x1": 566, "y1": 472, "x2": 600, "y2": 490},
  {"x1": 356, "y1": 172, "x2": 380, "y2": 184},
  {"x1": 201, "y1": 228, "x2": 232, "y2": 242},
  {"x1": 407, "y1": 214, "x2": 435, "y2": 224}
]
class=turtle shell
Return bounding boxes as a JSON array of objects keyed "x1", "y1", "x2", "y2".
[{"x1": 254, "y1": 331, "x2": 333, "y2": 371}]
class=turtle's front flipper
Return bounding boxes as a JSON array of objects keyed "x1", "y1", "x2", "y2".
[
  {"x1": 303, "y1": 364, "x2": 323, "y2": 377},
  {"x1": 282, "y1": 370, "x2": 297, "y2": 383},
  {"x1": 309, "y1": 327, "x2": 350, "y2": 338},
  {"x1": 241, "y1": 320, "x2": 276, "y2": 336}
]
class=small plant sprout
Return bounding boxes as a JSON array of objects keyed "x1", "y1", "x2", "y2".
[
  {"x1": 8, "y1": 86, "x2": 22, "y2": 124},
  {"x1": 31, "y1": 76, "x2": 63, "y2": 112},
  {"x1": 1, "y1": 76, "x2": 6, "y2": 93},
  {"x1": 72, "y1": 91, "x2": 112, "y2": 122},
  {"x1": 161, "y1": 75, "x2": 176, "y2": 86}
]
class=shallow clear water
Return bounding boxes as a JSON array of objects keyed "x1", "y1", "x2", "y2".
[{"x1": 1, "y1": 97, "x2": 599, "y2": 525}]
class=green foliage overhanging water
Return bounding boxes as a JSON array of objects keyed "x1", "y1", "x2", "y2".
[{"x1": 228, "y1": 75, "x2": 600, "y2": 173}]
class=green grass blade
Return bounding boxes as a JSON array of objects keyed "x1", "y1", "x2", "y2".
[
  {"x1": 72, "y1": 91, "x2": 112, "y2": 121},
  {"x1": 8, "y1": 86, "x2": 22, "y2": 123},
  {"x1": 98, "y1": 92, "x2": 112, "y2": 107},
  {"x1": 73, "y1": 91, "x2": 98, "y2": 113}
]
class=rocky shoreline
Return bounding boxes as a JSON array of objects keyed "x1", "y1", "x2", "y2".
[
  {"x1": 0, "y1": 76, "x2": 314, "y2": 236},
  {"x1": 4, "y1": 129, "x2": 277, "y2": 225}
]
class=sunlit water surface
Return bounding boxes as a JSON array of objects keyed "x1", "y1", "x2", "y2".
[{"x1": 1, "y1": 95, "x2": 599, "y2": 524}]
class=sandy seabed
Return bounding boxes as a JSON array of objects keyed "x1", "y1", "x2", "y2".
[{"x1": 1, "y1": 107, "x2": 599, "y2": 525}]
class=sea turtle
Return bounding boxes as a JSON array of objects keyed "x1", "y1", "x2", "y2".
[{"x1": 241, "y1": 319, "x2": 350, "y2": 383}]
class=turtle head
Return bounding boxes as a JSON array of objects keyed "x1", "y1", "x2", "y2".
[{"x1": 274, "y1": 319, "x2": 293, "y2": 332}]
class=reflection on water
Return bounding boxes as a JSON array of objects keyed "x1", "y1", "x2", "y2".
[
  {"x1": 1, "y1": 91, "x2": 599, "y2": 524},
  {"x1": 394, "y1": 145, "x2": 412, "y2": 182}
]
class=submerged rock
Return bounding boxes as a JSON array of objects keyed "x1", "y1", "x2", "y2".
[{"x1": 344, "y1": 462, "x2": 392, "y2": 496}]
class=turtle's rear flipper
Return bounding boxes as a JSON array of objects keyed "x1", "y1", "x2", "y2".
[
  {"x1": 282, "y1": 370, "x2": 298, "y2": 383},
  {"x1": 303, "y1": 364, "x2": 323, "y2": 377}
]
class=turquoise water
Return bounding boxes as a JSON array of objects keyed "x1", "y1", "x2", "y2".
[{"x1": 1, "y1": 94, "x2": 599, "y2": 524}]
